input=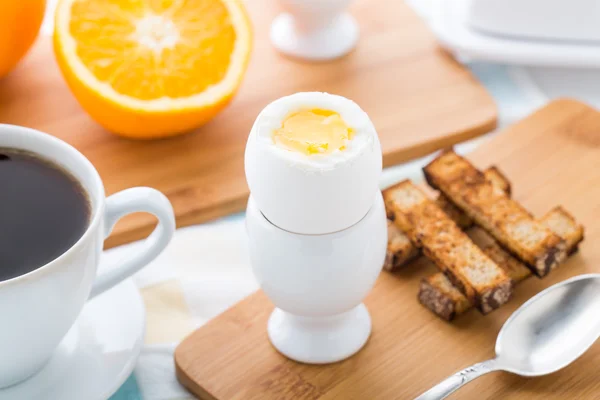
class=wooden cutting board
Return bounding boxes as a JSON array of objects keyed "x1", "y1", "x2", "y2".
[
  {"x1": 174, "y1": 99, "x2": 600, "y2": 399},
  {"x1": 0, "y1": 0, "x2": 496, "y2": 248}
]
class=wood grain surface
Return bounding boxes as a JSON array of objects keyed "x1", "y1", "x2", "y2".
[
  {"x1": 0, "y1": 0, "x2": 496, "y2": 248},
  {"x1": 174, "y1": 99, "x2": 600, "y2": 399}
]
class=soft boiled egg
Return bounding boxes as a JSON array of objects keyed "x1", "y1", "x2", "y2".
[{"x1": 244, "y1": 92, "x2": 382, "y2": 235}]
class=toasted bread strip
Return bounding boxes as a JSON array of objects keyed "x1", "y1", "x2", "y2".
[
  {"x1": 419, "y1": 245, "x2": 528, "y2": 320},
  {"x1": 437, "y1": 167, "x2": 512, "y2": 229},
  {"x1": 483, "y1": 166, "x2": 511, "y2": 197},
  {"x1": 384, "y1": 220, "x2": 420, "y2": 271},
  {"x1": 384, "y1": 180, "x2": 513, "y2": 313},
  {"x1": 435, "y1": 194, "x2": 473, "y2": 229},
  {"x1": 419, "y1": 207, "x2": 583, "y2": 320},
  {"x1": 540, "y1": 206, "x2": 584, "y2": 254},
  {"x1": 418, "y1": 273, "x2": 472, "y2": 321},
  {"x1": 424, "y1": 150, "x2": 567, "y2": 277},
  {"x1": 383, "y1": 166, "x2": 510, "y2": 271},
  {"x1": 483, "y1": 242, "x2": 532, "y2": 283}
]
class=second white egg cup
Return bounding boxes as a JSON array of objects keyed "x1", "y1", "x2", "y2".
[
  {"x1": 246, "y1": 192, "x2": 387, "y2": 364},
  {"x1": 270, "y1": 0, "x2": 359, "y2": 61}
]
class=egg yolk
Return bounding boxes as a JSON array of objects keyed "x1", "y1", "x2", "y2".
[{"x1": 272, "y1": 109, "x2": 354, "y2": 155}]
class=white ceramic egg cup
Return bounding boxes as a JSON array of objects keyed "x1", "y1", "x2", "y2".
[
  {"x1": 246, "y1": 192, "x2": 387, "y2": 364},
  {"x1": 270, "y1": 0, "x2": 359, "y2": 61}
]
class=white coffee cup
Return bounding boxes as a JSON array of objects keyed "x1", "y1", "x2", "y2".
[{"x1": 0, "y1": 125, "x2": 176, "y2": 388}]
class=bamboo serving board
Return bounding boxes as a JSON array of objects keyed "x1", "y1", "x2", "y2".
[
  {"x1": 174, "y1": 99, "x2": 600, "y2": 399},
  {"x1": 0, "y1": 0, "x2": 496, "y2": 248}
]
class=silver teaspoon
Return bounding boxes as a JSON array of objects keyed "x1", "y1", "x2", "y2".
[{"x1": 415, "y1": 273, "x2": 600, "y2": 400}]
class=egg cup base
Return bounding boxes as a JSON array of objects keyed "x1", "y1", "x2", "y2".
[
  {"x1": 270, "y1": 12, "x2": 359, "y2": 61},
  {"x1": 267, "y1": 303, "x2": 371, "y2": 364}
]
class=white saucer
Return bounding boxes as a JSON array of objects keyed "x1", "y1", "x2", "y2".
[
  {"x1": 431, "y1": 0, "x2": 600, "y2": 68},
  {"x1": 0, "y1": 278, "x2": 145, "y2": 400}
]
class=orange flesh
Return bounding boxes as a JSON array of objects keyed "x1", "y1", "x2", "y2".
[{"x1": 68, "y1": 0, "x2": 236, "y2": 100}]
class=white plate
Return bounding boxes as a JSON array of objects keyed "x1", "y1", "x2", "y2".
[
  {"x1": 0, "y1": 278, "x2": 145, "y2": 400},
  {"x1": 431, "y1": 0, "x2": 600, "y2": 68}
]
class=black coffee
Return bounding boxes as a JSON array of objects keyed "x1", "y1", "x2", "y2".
[{"x1": 0, "y1": 149, "x2": 90, "y2": 281}]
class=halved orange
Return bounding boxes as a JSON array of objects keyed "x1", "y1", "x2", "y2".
[{"x1": 54, "y1": 0, "x2": 252, "y2": 139}]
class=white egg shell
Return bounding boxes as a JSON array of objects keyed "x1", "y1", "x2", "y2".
[{"x1": 244, "y1": 92, "x2": 382, "y2": 235}]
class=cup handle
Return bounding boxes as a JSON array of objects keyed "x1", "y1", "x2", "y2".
[{"x1": 89, "y1": 187, "x2": 175, "y2": 299}]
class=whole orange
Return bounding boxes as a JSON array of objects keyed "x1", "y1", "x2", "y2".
[{"x1": 0, "y1": 1, "x2": 46, "y2": 78}]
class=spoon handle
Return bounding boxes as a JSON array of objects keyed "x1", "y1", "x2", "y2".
[{"x1": 413, "y1": 359, "x2": 500, "y2": 400}]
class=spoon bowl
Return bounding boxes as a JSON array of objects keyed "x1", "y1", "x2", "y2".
[
  {"x1": 497, "y1": 274, "x2": 600, "y2": 376},
  {"x1": 416, "y1": 274, "x2": 600, "y2": 400}
]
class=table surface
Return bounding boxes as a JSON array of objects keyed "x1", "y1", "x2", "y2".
[
  {"x1": 8, "y1": 0, "x2": 495, "y2": 250},
  {"x1": 106, "y1": 67, "x2": 541, "y2": 400},
  {"x1": 33, "y1": 1, "x2": 600, "y2": 399}
]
